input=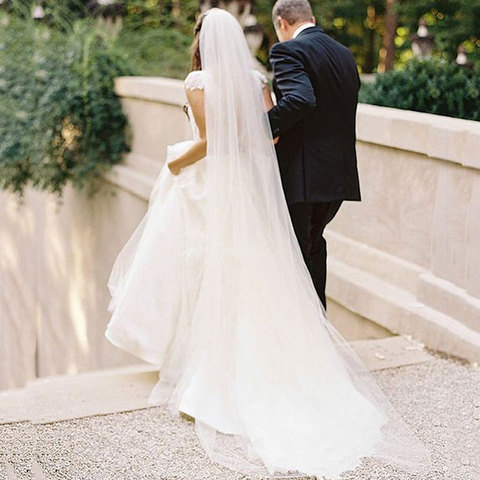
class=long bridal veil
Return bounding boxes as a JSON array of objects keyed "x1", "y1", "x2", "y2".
[{"x1": 145, "y1": 8, "x2": 434, "y2": 479}]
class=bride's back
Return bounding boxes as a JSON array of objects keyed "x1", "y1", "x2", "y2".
[{"x1": 183, "y1": 68, "x2": 268, "y2": 142}]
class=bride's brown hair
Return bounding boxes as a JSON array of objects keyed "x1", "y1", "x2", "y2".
[
  {"x1": 184, "y1": 11, "x2": 208, "y2": 118},
  {"x1": 190, "y1": 11, "x2": 208, "y2": 71}
]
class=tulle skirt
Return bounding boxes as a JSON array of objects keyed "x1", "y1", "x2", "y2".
[
  {"x1": 105, "y1": 141, "x2": 432, "y2": 479},
  {"x1": 106, "y1": 140, "x2": 206, "y2": 367}
]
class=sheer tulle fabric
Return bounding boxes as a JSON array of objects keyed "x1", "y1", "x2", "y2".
[{"x1": 105, "y1": 8, "x2": 433, "y2": 479}]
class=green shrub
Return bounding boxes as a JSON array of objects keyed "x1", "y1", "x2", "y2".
[
  {"x1": 359, "y1": 57, "x2": 480, "y2": 121},
  {"x1": 116, "y1": 27, "x2": 191, "y2": 79},
  {"x1": 0, "y1": 18, "x2": 131, "y2": 198}
]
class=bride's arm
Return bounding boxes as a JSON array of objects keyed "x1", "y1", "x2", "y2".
[
  {"x1": 262, "y1": 84, "x2": 274, "y2": 111},
  {"x1": 262, "y1": 84, "x2": 279, "y2": 144},
  {"x1": 168, "y1": 88, "x2": 206, "y2": 175}
]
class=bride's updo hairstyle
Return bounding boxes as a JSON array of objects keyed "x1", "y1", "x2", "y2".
[{"x1": 190, "y1": 11, "x2": 208, "y2": 71}]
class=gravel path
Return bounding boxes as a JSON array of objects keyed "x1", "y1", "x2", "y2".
[{"x1": 2, "y1": 353, "x2": 479, "y2": 480}]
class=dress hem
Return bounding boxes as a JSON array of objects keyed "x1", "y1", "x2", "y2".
[{"x1": 104, "y1": 326, "x2": 164, "y2": 366}]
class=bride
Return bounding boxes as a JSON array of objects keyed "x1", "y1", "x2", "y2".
[{"x1": 105, "y1": 8, "x2": 432, "y2": 479}]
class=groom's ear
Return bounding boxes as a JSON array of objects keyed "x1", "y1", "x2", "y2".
[
  {"x1": 275, "y1": 16, "x2": 289, "y2": 41},
  {"x1": 277, "y1": 17, "x2": 288, "y2": 30}
]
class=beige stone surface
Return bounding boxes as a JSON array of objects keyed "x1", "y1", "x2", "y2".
[
  {"x1": 0, "y1": 184, "x2": 150, "y2": 390},
  {"x1": 115, "y1": 76, "x2": 191, "y2": 165},
  {"x1": 325, "y1": 232, "x2": 480, "y2": 363},
  {"x1": 349, "y1": 334, "x2": 433, "y2": 371},
  {"x1": 327, "y1": 103, "x2": 480, "y2": 362},
  {"x1": 0, "y1": 386, "x2": 29, "y2": 424},
  {"x1": 331, "y1": 144, "x2": 438, "y2": 270},
  {"x1": 356, "y1": 103, "x2": 480, "y2": 168},
  {"x1": 28, "y1": 363, "x2": 159, "y2": 424},
  {"x1": 327, "y1": 299, "x2": 393, "y2": 341}
]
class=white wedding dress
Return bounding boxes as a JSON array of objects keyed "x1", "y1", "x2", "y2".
[{"x1": 105, "y1": 8, "x2": 432, "y2": 480}]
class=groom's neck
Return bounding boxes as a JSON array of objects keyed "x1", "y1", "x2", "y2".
[{"x1": 283, "y1": 19, "x2": 316, "y2": 41}]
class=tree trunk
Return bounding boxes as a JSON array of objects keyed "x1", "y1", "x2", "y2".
[
  {"x1": 172, "y1": 0, "x2": 181, "y2": 28},
  {"x1": 378, "y1": 0, "x2": 397, "y2": 72},
  {"x1": 364, "y1": 5, "x2": 377, "y2": 74}
]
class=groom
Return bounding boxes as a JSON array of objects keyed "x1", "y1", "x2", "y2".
[{"x1": 268, "y1": 0, "x2": 361, "y2": 309}]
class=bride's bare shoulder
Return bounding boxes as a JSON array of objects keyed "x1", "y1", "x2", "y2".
[{"x1": 184, "y1": 70, "x2": 205, "y2": 91}]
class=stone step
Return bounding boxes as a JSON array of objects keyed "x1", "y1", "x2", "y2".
[
  {"x1": 0, "y1": 335, "x2": 432, "y2": 425},
  {"x1": 124, "y1": 153, "x2": 163, "y2": 177},
  {"x1": 103, "y1": 163, "x2": 154, "y2": 200},
  {"x1": 328, "y1": 255, "x2": 480, "y2": 363}
]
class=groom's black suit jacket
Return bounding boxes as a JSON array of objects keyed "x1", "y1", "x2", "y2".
[{"x1": 268, "y1": 26, "x2": 361, "y2": 204}]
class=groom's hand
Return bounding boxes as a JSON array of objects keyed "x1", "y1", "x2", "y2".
[{"x1": 273, "y1": 136, "x2": 279, "y2": 145}]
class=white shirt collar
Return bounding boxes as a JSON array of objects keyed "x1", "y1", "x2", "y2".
[{"x1": 292, "y1": 22, "x2": 316, "y2": 39}]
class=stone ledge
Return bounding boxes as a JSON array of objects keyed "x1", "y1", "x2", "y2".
[
  {"x1": 325, "y1": 229, "x2": 424, "y2": 293},
  {"x1": 27, "y1": 363, "x2": 159, "y2": 425},
  {"x1": 326, "y1": 228, "x2": 480, "y2": 347},
  {"x1": 327, "y1": 256, "x2": 480, "y2": 363},
  {"x1": 357, "y1": 103, "x2": 480, "y2": 169},
  {"x1": 114, "y1": 76, "x2": 185, "y2": 106},
  {"x1": 113, "y1": 76, "x2": 480, "y2": 170},
  {"x1": 417, "y1": 272, "x2": 480, "y2": 333},
  {"x1": 103, "y1": 163, "x2": 154, "y2": 201},
  {"x1": 124, "y1": 153, "x2": 163, "y2": 177}
]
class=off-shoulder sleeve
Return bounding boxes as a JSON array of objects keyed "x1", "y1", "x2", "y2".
[{"x1": 184, "y1": 70, "x2": 205, "y2": 91}]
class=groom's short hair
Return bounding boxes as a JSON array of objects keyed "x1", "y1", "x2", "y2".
[{"x1": 272, "y1": 0, "x2": 313, "y2": 28}]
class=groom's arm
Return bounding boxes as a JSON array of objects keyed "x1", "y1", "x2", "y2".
[{"x1": 268, "y1": 42, "x2": 316, "y2": 138}]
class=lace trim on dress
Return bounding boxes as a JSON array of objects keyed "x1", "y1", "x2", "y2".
[
  {"x1": 184, "y1": 70, "x2": 205, "y2": 91},
  {"x1": 184, "y1": 69, "x2": 268, "y2": 91}
]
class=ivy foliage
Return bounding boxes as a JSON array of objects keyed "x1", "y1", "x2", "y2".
[
  {"x1": 114, "y1": 0, "x2": 197, "y2": 78},
  {"x1": 359, "y1": 57, "x2": 480, "y2": 121},
  {"x1": 0, "y1": 17, "x2": 131, "y2": 198}
]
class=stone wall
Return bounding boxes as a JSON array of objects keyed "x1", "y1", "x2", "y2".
[
  {"x1": 0, "y1": 78, "x2": 191, "y2": 390},
  {"x1": 1, "y1": 76, "x2": 479, "y2": 390},
  {"x1": 326, "y1": 105, "x2": 480, "y2": 362}
]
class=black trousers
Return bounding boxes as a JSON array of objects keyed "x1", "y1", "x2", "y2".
[{"x1": 287, "y1": 200, "x2": 343, "y2": 309}]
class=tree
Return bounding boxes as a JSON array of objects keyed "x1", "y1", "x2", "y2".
[
  {"x1": 311, "y1": 0, "x2": 387, "y2": 73},
  {"x1": 255, "y1": 0, "x2": 479, "y2": 71},
  {"x1": 378, "y1": 0, "x2": 398, "y2": 72},
  {"x1": 398, "y1": 0, "x2": 480, "y2": 65}
]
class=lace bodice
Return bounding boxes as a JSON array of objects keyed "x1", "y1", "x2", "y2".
[{"x1": 183, "y1": 69, "x2": 268, "y2": 140}]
